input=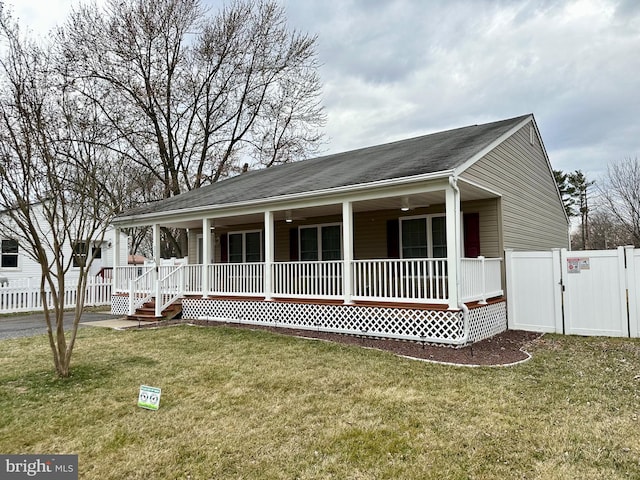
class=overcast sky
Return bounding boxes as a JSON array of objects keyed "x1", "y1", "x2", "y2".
[{"x1": 8, "y1": 0, "x2": 640, "y2": 180}]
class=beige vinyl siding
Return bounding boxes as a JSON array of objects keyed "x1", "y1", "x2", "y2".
[
  {"x1": 189, "y1": 202, "x2": 500, "y2": 264},
  {"x1": 461, "y1": 124, "x2": 569, "y2": 251},
  {"x1": 187, "y1": 231, "x2": 199, "y2": 264}
]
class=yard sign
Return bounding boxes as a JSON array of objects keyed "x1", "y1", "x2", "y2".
[{"x1": 138, "y1": 385, "x2": 161, "y2": 410}]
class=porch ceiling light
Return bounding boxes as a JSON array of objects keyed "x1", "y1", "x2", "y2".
[
  {"x1": 401, "y1": 197, "x2": 410, "y2": 212},
  {"x1": 285, "y1": 210, "x2": 293, "y2": 223}
]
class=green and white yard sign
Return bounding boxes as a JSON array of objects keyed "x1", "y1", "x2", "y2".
[{"x1": 138, "y1": 385, "x2": 161, "y2": 410}]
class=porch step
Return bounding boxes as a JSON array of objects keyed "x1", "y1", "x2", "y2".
[{"x1": 127, "y1": 298, "x2": 183, "y2": 322}]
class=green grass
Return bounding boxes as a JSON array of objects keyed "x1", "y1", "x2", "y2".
[{"x1": 1, "y1": 325, "x2": 640, "y2": 479}]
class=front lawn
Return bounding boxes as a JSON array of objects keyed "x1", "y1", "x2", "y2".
[{"x1": 1, "y1": 325, "x2": 639, "y2": 479}]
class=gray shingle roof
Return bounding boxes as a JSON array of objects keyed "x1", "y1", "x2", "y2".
[{"x1": 117, "y1": 114, "x2": 530, "y2": 219}]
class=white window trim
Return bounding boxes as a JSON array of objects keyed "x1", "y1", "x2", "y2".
[
  {"x1": 227, "y1": 229, "x2": 263, "y2": 263},
  {"x1": 399, "y1": 214, "x2": 446, "y2": 259},
  {"x1": 298, "y1": 222, "x2": 343, "y2": 261}
]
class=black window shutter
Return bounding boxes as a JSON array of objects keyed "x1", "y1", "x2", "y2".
[
  {"x1": 463, "y1": 212, "x2": 481, "y2": 258},
  {"x1": 387, "y1": 219, "x2": 400, "y2": 259}
]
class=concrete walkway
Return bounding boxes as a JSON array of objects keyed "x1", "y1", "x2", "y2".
[
  {"x1": 81, "y1": 318, "x2": 146, "y2": 329},
  {"x1": 0, "y1": 311, "x2": 146, "y2": 340}
]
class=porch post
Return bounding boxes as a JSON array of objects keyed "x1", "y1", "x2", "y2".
[
  {"x1": 342, "y1": 200, "x2": 354, "y2": 304},
  {"x1": 152, "y1": 223, "x2": 161, "y2": 266},
  {"x1": 112, "y1": 226, "x2": 121, "y2": 289},
  {"x1": 445, "y1": 181, "x2": 460, "y2": 310},
  {"x1": 202, "y1": 218, "x2": 211, "y2": 298},
  {"x1": 264, "y1": 210, "x2": 274, "y2": 301}
]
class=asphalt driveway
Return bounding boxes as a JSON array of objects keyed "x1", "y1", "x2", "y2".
[{"x1": 0, "y1": 311, "x2": 125, "y2": 340}]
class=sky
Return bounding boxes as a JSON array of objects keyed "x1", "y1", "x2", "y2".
[{"x1": 7, "y1": 0, "x2": 640, "y2": 181}]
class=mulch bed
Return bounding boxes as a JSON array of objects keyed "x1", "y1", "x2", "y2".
[{"x1": 134, "y1": 318, "x2": 542, "y2": 366}]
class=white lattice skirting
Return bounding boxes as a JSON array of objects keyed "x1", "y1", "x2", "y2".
[
  {"x1": 111, "y1": 295, "x2": 129, "y2": 315},
  {"x1": 467, "y1": 301, "x2": 507, "y2": 343},
  {"x1": 179, "y1": 298, "x2": 506, "y2": 346}
]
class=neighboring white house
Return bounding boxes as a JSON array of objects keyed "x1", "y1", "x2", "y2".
[{"x1": 0, "y1": 203, "x2": 127, "y2": 286}]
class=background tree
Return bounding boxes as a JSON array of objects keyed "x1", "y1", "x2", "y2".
[
  {"x1": 0, "y1": 7, "x2": 122, "y2": 377},
  {"x1": 600, "y1": 157, "x2": 640, "y2": 247},
  {"x1": 567, "y1": 170, "x2": 595, "y2": 249},
  {"x1": 57, "y1": 0, "x2": 325, "y2": 256},
  {"x1": 577, "y1": 209, "x2": 634, "y2": 249},
  {"x1": 553, "y1": 169, "x2": 577, "y2": 218}
]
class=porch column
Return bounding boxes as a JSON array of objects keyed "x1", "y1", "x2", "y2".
[
  {"x1": 445, "y1": 181, "x2": 460, "y2": 310},
  {"x1": 342, "y1": 201, "x2": 354, "y2": 304},
  {"x1": 152, "y1": 223, "x2": 161, "y2": 266},
  {"x1": 113, "y1": 226, "x2": 121, "y2": 289},
  {"x1": 264, "y1": 211, "x2": 274, "y2": 300},
  {"x1": 202, "y1": 218, "x2": 211, "y2": 298}
]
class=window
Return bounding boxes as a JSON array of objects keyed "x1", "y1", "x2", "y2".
[
  {"x1": 299, "y1": 224, "x2": 342, "y2": 261},
  {"x1": 1, "y1": 239, "x2": 18, "y2": 268},
  {"x1": 227, "y1": 231, "x2": 262, "y2": 263},
  {"x1": 72, "y1": 241, "x2": 89, "y2": 267},
  {"x1": 400, "y1": 215, "x2": 447, "y2": 258}
]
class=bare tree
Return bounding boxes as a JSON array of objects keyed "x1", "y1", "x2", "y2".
[
  {"x1": 578, "y1": 209, "x2": 633, "y2": 249},
  {"x1": 0, "y1": 7, "x2": 120, "y2": 377},
  {"x1": 600, "y1": 157, "x2": 640, "y2": 247},
  {"x1": 56, "y1": 0, "x2": 325, "y2": 253}
]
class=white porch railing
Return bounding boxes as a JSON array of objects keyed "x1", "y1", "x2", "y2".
[
  {"x1": 183, "y1": 264, "x2": 203, "y2": 294},
  {"x1": 460, "y1": 257, "x2": 503, "y2": 303},
  {"x1": 115, "y1": 265, "x2": 153, "y2": 292},
  {"x1": 273, "y1": 261, "x2": 343, "y2": 299},
  {"x1": 117, "y1": 257, "x2": 503, "y2": 310},
  {"x1": 208, "y1": 263, "x2": 265, "y2": 297},
  {"x1": 352, "y1": 258, "x2": 449, "y2": 304},
  {"x1": 155, "y1": 266, "x2": 186, "y2": 316}
]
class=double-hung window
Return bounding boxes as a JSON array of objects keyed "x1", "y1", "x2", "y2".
[
  {"x1": 1, "y1": 239, "x2": 18, "y2": 268},
  {"x1": 228, "y1": 231, "x2": 262, "y2": 263},
  {"x1": 299, "y1": 224, "x2": 342, "y2": 261},
  {"x1": 72, "y1": 241, "x2": 89, "y2": 267},
  {"x1": 400, "y1": 215, "x2": 447, "y2": 258}
]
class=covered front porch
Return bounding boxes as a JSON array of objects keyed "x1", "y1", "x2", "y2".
[{"x1": 111, "y1": 176, "x2": 507, "y2": 345}]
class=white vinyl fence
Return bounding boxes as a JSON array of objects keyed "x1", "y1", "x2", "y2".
[
  {"x1": 505, "y1": 247, "x2": 640, "y2": 337},
  {"x1": 0, "y1": 278, "x2": 112, "y2": 314}
]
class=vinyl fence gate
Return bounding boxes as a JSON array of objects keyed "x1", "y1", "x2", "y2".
[{"x1": 505, "y1": 247, "x2": 640, "y2": 337}]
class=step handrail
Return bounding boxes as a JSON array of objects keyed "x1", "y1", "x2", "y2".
[
  {"x1": 128, "y1": 268, "x2": 156, "y2": 315},
  {"x1": 155, "y1": 265, "x2": 185, "y2": 317}
]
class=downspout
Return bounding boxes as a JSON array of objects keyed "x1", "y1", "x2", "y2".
[{"x1": 449, "y1": 175, "x2": 470, "y2": 345}]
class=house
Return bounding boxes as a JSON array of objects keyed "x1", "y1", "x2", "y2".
[
  {"x1": 0, "y1": 203, "x2": 127, "y2": 286},
  {"x1": 110, "y1": 114, "x2": 569, "y2": 345}
]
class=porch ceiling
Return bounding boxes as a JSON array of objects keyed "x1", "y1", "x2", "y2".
[{"x1": 156, "y1": 183, "x2": 497, "y2": 230}]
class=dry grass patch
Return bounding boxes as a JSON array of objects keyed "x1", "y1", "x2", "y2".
[{"x1": 1, "y1": 326, "x2": 639, "y2": 479}]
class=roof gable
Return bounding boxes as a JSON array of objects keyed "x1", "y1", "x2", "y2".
[{"x1": 118, "y1": 114, "x2": 532, "y2": 220}]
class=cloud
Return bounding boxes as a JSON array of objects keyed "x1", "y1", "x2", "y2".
[
  {"x1": 282, "y1": 0, "x2": 640, "y2": 180},
  {"x1": 9, "y1": 0, "x2": 639, "y2": 181}
]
